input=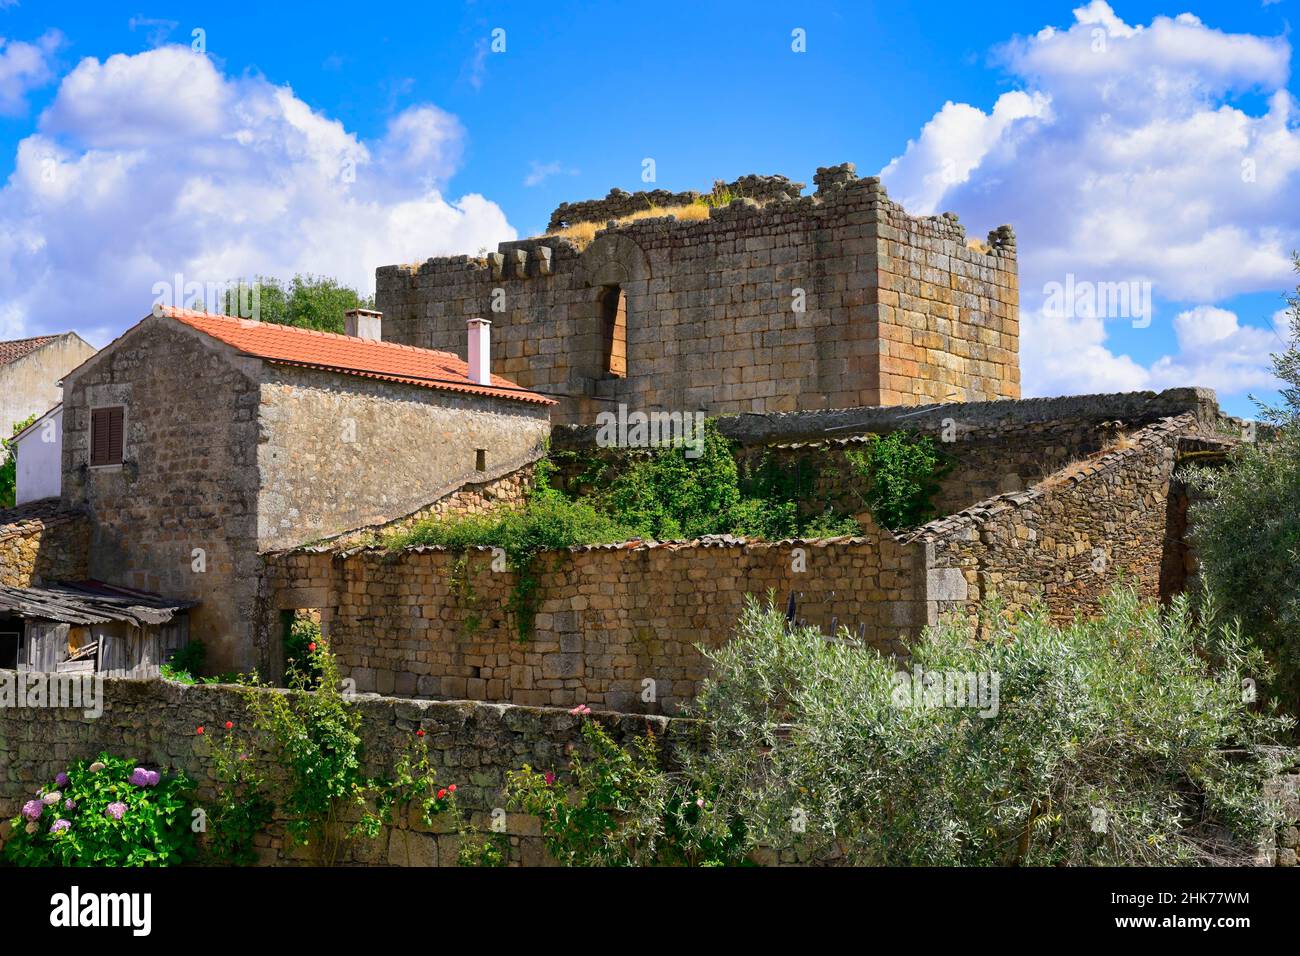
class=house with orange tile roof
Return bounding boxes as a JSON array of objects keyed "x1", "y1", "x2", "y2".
[{"x1": 54, "y1": 305, "x2": 553, "y2": 672}]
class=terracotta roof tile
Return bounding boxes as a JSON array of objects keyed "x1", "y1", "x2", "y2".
[
  {"x1": 156, "y1": 306, "x2": 555, "y2": 406},
  {"x1": 0, "y1": 334, "x2": 61, "y2": 367}
]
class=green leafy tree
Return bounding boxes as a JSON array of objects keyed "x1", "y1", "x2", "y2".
[
  {"x1": 0, "y1": 413, "x2": 37, "y2": 509},
  {"x1": 223, "y1": 274, "x2": 374, "y2": 333},
  {"x1": 1188, "y1": 252, "x2": 1300, "y2": 714}
]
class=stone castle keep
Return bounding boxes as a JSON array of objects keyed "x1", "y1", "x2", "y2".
[{"x1": 376, "y1": 163, "x2": 1020, "y2": 424}]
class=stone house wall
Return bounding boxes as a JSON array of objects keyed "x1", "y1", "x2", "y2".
[
  {"x1": 0, "y1": 676, "x2": 691, "y2": 866},
  {"x1": 262, "y1": 532, "x2": 928, "y2": 716},
  {"x1": 60, "y1": 315, "x2": 551, "y2": 674},
  {"x1": 0, "y1": 333, "x2": 97, "y2": 440},
  {"x1": 61, "y1": 319, "x2": 263, "y2": 674},
  {"x1": 377, "y1": 163, "x2": 1019, "y2": 425},
  {"x1": 256, "y1": 367, "x2": 550, "y2": 552},
  {"x1": 0, "y1": 502, "x2": 89, "y2": 588}
]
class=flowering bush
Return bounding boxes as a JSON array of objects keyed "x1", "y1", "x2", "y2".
[{"x1": 4, "y1": 753, "x2": 195, "y2": 866}]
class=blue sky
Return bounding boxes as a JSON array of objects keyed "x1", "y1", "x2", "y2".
[{"x1": 0, "y1": 0, "x2": 1297, "y2": 417}]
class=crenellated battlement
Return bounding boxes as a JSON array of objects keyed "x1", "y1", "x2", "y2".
[{"x1": 377, "y1": 161, "x2": 1021, "y2": 423}]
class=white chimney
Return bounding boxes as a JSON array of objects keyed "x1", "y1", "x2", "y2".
[
  {"x1": 467, "y1": 318, "x2": 491, "y2": 385},
  {"x1": 345, "y1": 308, "x2": 383, "y2": 341}
]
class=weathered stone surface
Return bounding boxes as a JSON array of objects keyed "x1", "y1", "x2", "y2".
[
  {"x1": 0, "y1": 677, "x2": 696, "y2": 867},
  {"x1": 377, "y1": 163, "x2": 1021, "y2": 425}
]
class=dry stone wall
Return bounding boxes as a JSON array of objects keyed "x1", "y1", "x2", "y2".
[
  {"x1": 377, "y1": 163, "x2": 1019, "y2": 424},
  {"x1": 263, "y1": 533, "x2": 928, "y2": 716},
  {"x1": 0, "y1": 501, "x2": 88, "y2": 587},
  {"x1": 914, "y1": 414, "x2": 1201, "y2": 627},
  {"x1": 0, "y1": 675, "x2": 690, "y2": 866}
]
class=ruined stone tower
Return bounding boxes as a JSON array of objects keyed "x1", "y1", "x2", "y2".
[{"x1": 375, "y1": 163, "x2": 1020, "y2": 425}]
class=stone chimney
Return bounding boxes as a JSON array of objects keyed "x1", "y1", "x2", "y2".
[
  {"x1": 345, "y1": 308, "x2": 383, "y2": 341},
  {"x1": 467, "y1": 318, "x2": 491, "y2": 385}
]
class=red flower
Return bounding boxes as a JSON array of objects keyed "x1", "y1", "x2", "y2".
[
  {"x1": 308, "y1": 642, "x2": 317, "y2": 652},
  {"x1": 224, "y1": 721, "x2": 233, "y2": 730},
  {"x1": 447, "y1": 784, "x2": 456, "y2": 793},
  {"x1": 196, "y1": 726, "x2": 205, "y2": 735},
  {"x1": 416, "y1": 729, "x2": 425, "y2": 737},
  {"x1": 544, "y1": 771, "x2": 556, "y2": 785},
  {"x1": 437, "y1": 788, "x2": 447, "y2": 799}
]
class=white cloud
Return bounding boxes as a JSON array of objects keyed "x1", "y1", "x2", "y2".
[
  {"x1": 0, "y1": 30, "x2": 61, "y2": 116},
  {"x1": 523, "y1": 160, "x2": 577, "y2": 188},
  {"x1": 0, "y1": 45, "x2": 514, "y2": 344},
  {"x1": 1146, "y1": 305, "x2": 1287, "y2": 394},
  {"x1": 1020, "y1": 303, "x2": 1287, "y2": 399},
  {"x1": 879, "y1": 2, "x2": 1300, "y2": 401}
]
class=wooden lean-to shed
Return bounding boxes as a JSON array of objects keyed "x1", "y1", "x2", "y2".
[{"x1": 0, "y1": 581, "x2": 194, "y2": 677}]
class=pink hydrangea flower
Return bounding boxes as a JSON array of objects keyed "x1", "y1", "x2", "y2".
[
  {"x1": 20, "y1": 799, "x2": 42, "y2": 822},
  {"x1": 50, "y1": 819, "x2": 71, "y2": 835},
  {"x1": 129, "y1": 767, "x2": 160, "y2": 787},
  {"x1": 104, "y1": 802, "x2": 127, "y2": 821}
]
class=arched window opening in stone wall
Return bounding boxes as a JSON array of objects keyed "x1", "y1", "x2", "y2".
[{"x1": 600, "y1": 284, "x2": 627, "y2": 379}]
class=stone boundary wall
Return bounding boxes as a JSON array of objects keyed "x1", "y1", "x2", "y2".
[
  {"x1": 546, "y1": 173, "x2": 806, "y2": 230},
  {"x1": 915, "y1": 413, "x2": 1202, "y2": 626},
  {"x1": 263, "y1": 532, "x2": 927, "y2": 715},
  {"x1": 552, "y1": 387, "x2": 1230, "y2": 524},
  {"x1": 0, "y1": 500, "x2": 89, "y2": 588},
  {"x1": 260, "y1": 406, "x2": 1220, "y2": 714},
  {"x1": 0, "y1": 675, "x2": 689, "y2": 866},
  {"x1": 1264, "y1": 762, "x2": 1300, "y2": 867},
  {"x1": 552, "y1": 386, "x2": 1223, "y2": 449}
]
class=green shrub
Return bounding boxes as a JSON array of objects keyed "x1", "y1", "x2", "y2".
[
  {"x1": 4, "y1": 753, "x2": 196, "y2": 866},
  {"x1": 845, "y1": 431, "x2": 951, "y2": 529},
  {"x1": 591, "y1": 421, "x2": 742, "y2": 540},
  {"x1": 284, "y1": 615, "x2": 324, "y2": 688},
  {"x1": 203, "y1": 720, "x2": 274, "y2": 866},
  {"x1": 167, "y1": 638, "x2": 206, "y2": 676},
  {"x1": 505, "y1": 714, "x2": 749, "y2": 867},
  {"x1": 388, "y1": 485, "x2": 641, "y2": 638},
  {"x1": 689, "y1": 589, "x2": 1290, "y2": 865},
  {"x1": 1188, "y1": 434, "x2": 1300, "y2": 717},
  {"x1": 242, "y1": 638, "x2": 458, "y2": 863}
]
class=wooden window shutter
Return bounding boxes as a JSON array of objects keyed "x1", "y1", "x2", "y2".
[{"x1": 91, "y1": 407, "x2": 124, "y2": 466}]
